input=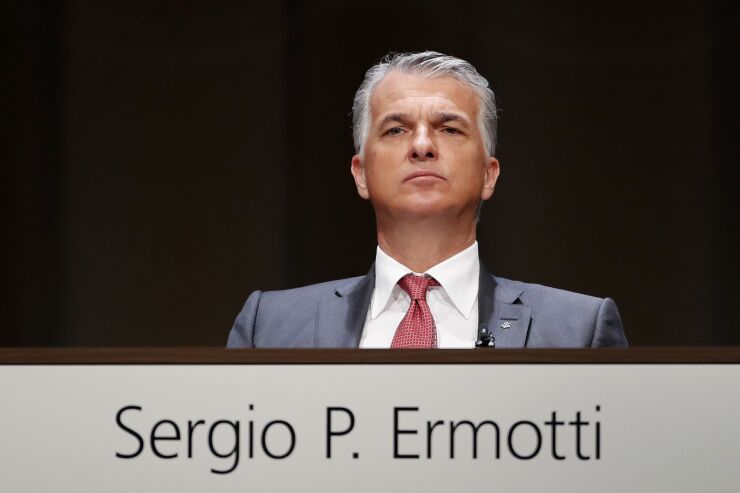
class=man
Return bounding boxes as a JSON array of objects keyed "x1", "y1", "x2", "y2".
[{"x1": 228, "y1": 51, "x2": 627, "y2": 349}]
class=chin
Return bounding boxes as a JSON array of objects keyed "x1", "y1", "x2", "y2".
[{"x1": 396, "y1": 198, "x2": 453, "y2": 218}]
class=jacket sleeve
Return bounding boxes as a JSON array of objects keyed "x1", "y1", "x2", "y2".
[
  {"x1": 226, "y1": 290, "x2": 262, "y2": 348},
  {"x1": 590, "y1": 297, "x2": 628, "y2": 347}
]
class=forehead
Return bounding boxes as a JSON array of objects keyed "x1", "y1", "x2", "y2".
[{"x1": 369, "y1": 71, "x2": 480, "y2": 121}]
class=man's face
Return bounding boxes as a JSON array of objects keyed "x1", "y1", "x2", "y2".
[{"x1": 351, "y1": 71, "x2": 499, "y2": 222}]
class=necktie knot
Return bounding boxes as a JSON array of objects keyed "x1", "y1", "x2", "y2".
[
  {"x1": 398, "y1": 274, "x2": 440, "y2": 301},
  {"x1": 392, "y1": 274, "x2": 440, "y2": 348}
]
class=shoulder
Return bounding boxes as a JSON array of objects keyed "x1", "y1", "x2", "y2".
[
  {"x1": 491, "y1": 275, "x2": 627, "y2": 347},
  {"x1": 494, "y1": 275, "x2": 604, "y2": 309},
  {"x1": 258, "y1": 275, "x2": 366, "y2": 306},
  {"x1": 227, "y1": 274, "x2": 368, "y2": 348}
]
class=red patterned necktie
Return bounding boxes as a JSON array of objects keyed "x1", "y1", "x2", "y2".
[{"x1": 391, "y1": 274, "x2": 440, "y2": 349}]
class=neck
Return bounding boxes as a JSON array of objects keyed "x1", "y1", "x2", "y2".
[{"x1": 376, "y1": 215, "x2": 477, "y2": 272}]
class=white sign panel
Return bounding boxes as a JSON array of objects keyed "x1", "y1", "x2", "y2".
[{"x1": 1, "y1": 364, "x2": 739, "y2": 492}]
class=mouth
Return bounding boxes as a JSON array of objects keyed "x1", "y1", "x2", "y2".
[{"x1": 403, "y1": 170, "x2": 446, "y2": 182}]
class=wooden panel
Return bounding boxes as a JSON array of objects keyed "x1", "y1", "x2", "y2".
[{"x1": 1, "y1": 347, "x2": 740, "y2": 364}]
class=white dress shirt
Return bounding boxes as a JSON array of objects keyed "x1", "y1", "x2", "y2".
[{"x1": 359, "y1": 242, "x2": 480, "y2": 348}]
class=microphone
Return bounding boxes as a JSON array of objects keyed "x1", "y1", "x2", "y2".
[{"x1": 475, "y1": 325, "x2": 495, "y2": 348}]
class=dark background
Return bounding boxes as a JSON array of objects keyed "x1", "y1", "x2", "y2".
[{"x1": 3, "y1": 1, "x2": 738, "y2": 346}]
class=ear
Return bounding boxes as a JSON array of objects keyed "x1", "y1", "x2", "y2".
[
  {"x1": 351, "y1": 154, "x2": 370, "y2": 200},
  {"x1": 481, "y1": 156, "x2": 500, "y2": 201}
]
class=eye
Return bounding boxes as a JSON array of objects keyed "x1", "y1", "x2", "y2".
[
  {"x1": 384, "y1": 127, "x2": 405, "y2": 136},
  {"x1": 442, "y1": 127, "x2": 463, "y2": 135}
]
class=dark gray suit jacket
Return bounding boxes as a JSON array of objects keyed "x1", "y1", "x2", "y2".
[{"x1": 227, "y1": 264, "x2": 627, "y2": 348}]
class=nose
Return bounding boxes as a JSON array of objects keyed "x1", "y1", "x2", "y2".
[{"x1": 408, "y1": 126, "x2": 437, "y2": 162}]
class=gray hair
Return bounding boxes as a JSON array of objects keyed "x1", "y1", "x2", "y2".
[{"x1": 351, "y1": 51, "x2": 498, "y2": 156}]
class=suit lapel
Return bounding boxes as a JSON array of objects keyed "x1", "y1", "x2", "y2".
[
  {"x1": 478, "y1": 264, "x2": 531, "y2": 348},
  {"x1": 314, "y1": 262, "x2": 530, "y2": 348},
  {"x1": 315, "y1": 266, "x2": 375, "y2": 348}
]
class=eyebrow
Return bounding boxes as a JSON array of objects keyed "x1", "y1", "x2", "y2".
[
  {"x1": 378, "y1": 111, "x2": 471, "y2": 127},
  {"x1": 434, "y1": 112, "x2": 471, "y2": 127},
  {"x1": 378, "y1": 113, "x2": 411, "y2": 127}
]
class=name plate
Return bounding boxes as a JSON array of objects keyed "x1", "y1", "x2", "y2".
[{"x1": 1, "y1": 361, "x2": 739, "y2": 492}]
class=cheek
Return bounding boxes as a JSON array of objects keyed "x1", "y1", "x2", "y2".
[
  {"x1": 456, "y1": 164, "x2": 487, "y2": 192},
  {"x1": 364, "y1": 163, "x2": 388, "y2": 191}
]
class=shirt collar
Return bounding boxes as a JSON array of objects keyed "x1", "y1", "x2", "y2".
[{"x1": 371, "y1": 242, "x2": 479, "y2": 319}]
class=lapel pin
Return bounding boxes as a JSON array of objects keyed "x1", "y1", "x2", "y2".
[{"x1": 500, "y1": 321, "x2": 512, "y2": 329}]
